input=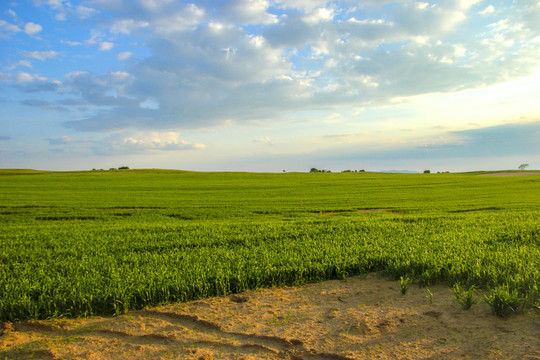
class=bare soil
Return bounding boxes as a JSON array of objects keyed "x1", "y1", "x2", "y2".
[{"x1": 1, "y1": 273, "x2": 539, "y2": 359}]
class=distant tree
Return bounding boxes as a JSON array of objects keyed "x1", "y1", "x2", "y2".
[
  {"x1": 310, "y1": 168, "x2": 332, "y2": 173},
  {"x1": 424, "y1": 170, "x2": 431, "y2": 174},
  {"x1": 118, "y1": 166, "x2": 130, "y2": 170},
  {"x1": 518, "y1": 164, "x2": 529, "y2": 170}
]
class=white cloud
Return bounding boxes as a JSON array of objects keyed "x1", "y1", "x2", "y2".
[
  {"x1": 93, "y1": 131, "x2": 206, "y2": 155},
  {"x1": 14, "y1": 73, "x2": 60, "y2": 87},
  {"x1": 23, "y1": 50, "x2": 60, "y2": 61},
  {"x1": 116, "y1": 51, "x2": 132, "y2": 60},
  {"x1": 16, "y1": 72, "x2": 35, "y2": 83},
  {"x1": 480, "y1": 5, "x2": 495, "y2": 16},
  {"x1": 11, "y1": 74, "x2": 62, "y2": 92},
  {"x1": 221, "y1": 0, "x2": 278, "y2": 25},
  {"x1": 64, "y1": 71, "x2": 87, "y2": 80},
  {"x1": 302, "y1": 7, "x2": 335, "y2": 24},
  {"x1": 19, "y1": 60, "x2": 33, "y2": 68},
  {"x1": 110, "y1": 19, "x2": 150, "y2": 34},
  {"x1": 24, "y1": 22, "x2": 42, "y2": 36},
  {"x1": 84, "y1": 29, "x2": 105, "y2": 45},
  {"x1": 35, "y1": 0, "x2": 536, "y2": 140},
  {"x1": 254, "y1": 137, "x2": 275, "y2": 145},
  {"x1": 139, "y1": 98, "x2": 160, "y2": 110},
  {"x1": 110, "y1": 71, "x2": 131, "y2": 82},
  {"x1": 6, "y1": 60, "x2": 32, "y2": 70},
  {"x1": 35, "y1": 0, "x2": 68, "y2": 20},
  {"x1": 74, "y1": 5, "x2": 98, "y2": 18},
  {"x1": 138, "y1": 0, "x2": 175, "y2": 12},
  {"x1": 153, "y1": 4, "x2": 206, "y2": 33},
  {"x1": 0, "y1": 19, "x2": 21, "y2": 36},
  {"x1": 61, "y1": 40, "x2": 82, "y2": 46},
  {"x1": 98, "y1": 41, "x2": 114, "y2": 51},
  {"x1": 275, "y1": 0, "x2": 330, "y2": 11}
]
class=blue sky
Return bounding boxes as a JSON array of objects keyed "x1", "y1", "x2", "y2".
[{"x1": 1, "y1": 0, "x2": 539, "y2": 172}]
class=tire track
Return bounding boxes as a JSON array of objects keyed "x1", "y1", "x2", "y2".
[
  {"x1": 89, "y1": 329, "x2": 281, "y2": 357},
  {"x1": 138, "y1": 309, "x2": 354, "y2": 360}
]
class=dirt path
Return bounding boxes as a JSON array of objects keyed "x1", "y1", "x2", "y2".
[{"x1": 1, "y1": 273, "x2": 539, "y2": 359}]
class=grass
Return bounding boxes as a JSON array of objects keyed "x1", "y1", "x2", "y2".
[
  {"x1": 400, "y1": 276, "x2": 412, "y2": 295},
  {"x1": 452, "y1": 284, "x2": 477, "y2": 310},
  {"x1": 0, "y1": 169, "x2": 538, "y2": 321}
]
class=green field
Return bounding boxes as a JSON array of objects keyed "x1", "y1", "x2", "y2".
[{"x1": 0, "y1": 169, "x2": 538, "y2": 321}]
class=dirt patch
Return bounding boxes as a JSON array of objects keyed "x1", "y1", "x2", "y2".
[
  {"x1": 479, "y1": 172, "x2": 540, "y2": 176},
  {"x1": 1, "y1": 273, "x2": 539, "y2": 359}
]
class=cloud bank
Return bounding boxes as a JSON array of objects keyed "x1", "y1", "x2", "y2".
[{"x1": 5, "y1": 0, "x2": 533, "y2": 134}]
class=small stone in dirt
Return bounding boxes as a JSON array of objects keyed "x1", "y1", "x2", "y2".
[
  {"x1": 230, "y1": 295, "x2": 249, "y2": 303},
  {"x1": 423, "y1": 311, "x2": 442, "y2": 318}
]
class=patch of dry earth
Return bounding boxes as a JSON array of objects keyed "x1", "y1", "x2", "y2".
[{"x1": 1, "y1": 273, "x2": 539, "y2": 359}]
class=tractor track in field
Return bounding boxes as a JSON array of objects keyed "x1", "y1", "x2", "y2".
[{"x1": 1, "y1": 272, "x2": 539, "y2": 360}]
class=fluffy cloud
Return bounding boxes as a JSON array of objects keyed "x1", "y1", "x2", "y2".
[
  {"x1": 90, "y1": 131, "x2": 206, "y2": 155},
  {"x1": 274, "y1": 0, "x2": 331, "y2": 11},
  {"x1": 61, "y1": 40, "x2": 82, "y2": 46},
  {"x1": 12, "y1": 0, "x2": 537, "y2": 137},
  {"x1": 480, "y1": 5, "x2": 495, "y2": 15},
  {"x1": 73, "y1": 5, "x2": 99, "y2": 19},
  {"x1": 116, "y1": 51, "x2": 132, "y2": 60},
  {"x1": 120, "y1": 131, "x2": 205, "y2": 151},
  {"x1": 0, "y1": 19, "x2": 21, "y2": 36},
  {"x1": 254, "y1": 137, "x2": 275, "y2": 145},
  {"x1": 219, "y1": 0, "x2": 278, "y2": 25},
  {"x1": 24, "y1": 22, "x2": 42, "y2": 36},
  {"x1": 23, "y1": 50, "x2": 60, "y2": 61},
  {"x1": 43, "y1": 131, "x2": 205, "y2": 156},
  {"x1": 32, "y1": 0, "x2": 97, "y2": 21},
  {"x1": 10, "y1": 72, "x2": 62, "y2": 92},
  {"x1": 16, "y1": 72, "x2": 36, "y2": 83},
  {"x1": 98, "y1": 41, "x2": 114, "y2": 51},
  {"x1": 7, "y1": 60, "x2": 33, "y2": 70},
  {"x1": 302, "y1": 7, "x2": 335, "y2": 24}
]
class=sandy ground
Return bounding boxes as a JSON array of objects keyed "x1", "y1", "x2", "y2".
[{"x1": 1, "y1": 273, "x2": 539, "y2": 360}]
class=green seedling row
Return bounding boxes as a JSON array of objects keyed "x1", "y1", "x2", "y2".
[{"x1": 0, "y1": 169, "x2": 538, "y2": 321}]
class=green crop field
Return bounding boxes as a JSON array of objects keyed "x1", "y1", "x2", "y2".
[{"x1": 0, "y1": 169, "x2": 538, "y2": 321}]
